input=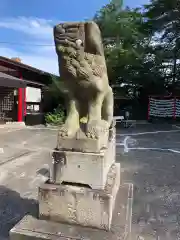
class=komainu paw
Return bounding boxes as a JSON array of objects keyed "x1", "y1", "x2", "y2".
[
  {"x1": 85, "y1": 120, "x2": 109, "y2": 139},
  {"x1": 58, "y1": 124, "x2": 77, "y2": 138},
  {"x1": 58, "y1": 125, "x2": 69, "y2": 137}
]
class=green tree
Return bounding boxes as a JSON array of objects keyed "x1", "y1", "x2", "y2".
[
  {"x1": 43, "y1": 75, "x2": 66, "y2": 113},
  {"x1": 94, "y1": 0, "x2": 178, "y2": 97},
  {"x1": 44, "y1": 75, "x2": 66, "y2": 125},
  {"x1": 94, "y1": 0, "x2": 151, "y2": 97},
  {"x1": 144, "y1": 0, "x2": 180, "y2": 90}
]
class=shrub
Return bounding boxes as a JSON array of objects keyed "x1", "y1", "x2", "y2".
[{"x1": 45, "y1": 105, "x2": 65, "y2": 126}]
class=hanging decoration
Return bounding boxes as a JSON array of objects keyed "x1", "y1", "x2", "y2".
[{"x1": 148, "y1": 96, "x2": 180, "y2": 119}]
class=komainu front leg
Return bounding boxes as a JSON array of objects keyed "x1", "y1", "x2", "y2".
[
  {"x1": 102, "y1": 86, "x2": 114, "y2": 127},
  {"x1": 86, "y1": 94, "x2": 108, "y2": 139},
  {"x1": 58, "y1": 99, "x2": 79, "y2": 137}
]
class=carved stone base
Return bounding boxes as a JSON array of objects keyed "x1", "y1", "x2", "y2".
[
  {"x1": 10, "y1": 183, "x2": 133, "y2": 240},
  {"x1": 38, "y1": 163, "x2": 120, "y2": 231},
  {"x1": 56, "y1": 124, "x2": 110, "y2": 153},
  {"x1": 52, "y1": 135, "x2": 115, "y2": 189}
]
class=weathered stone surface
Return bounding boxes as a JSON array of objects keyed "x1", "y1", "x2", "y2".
[
  {"x1": 52, "y1": 130, "x2": 115, "y2": 189},
  {"x1": 56, "y1": 124, "x2": 109, "y2": 153},
  {"x1": 38, "y1": 163, "x2": 120, "y2": 230},
  {"x1": 54, "y1": 21, "x2": 114, "y2": 140},
  {"x1": 10, "y1": 183, "x2": 133, "y2": 240}
]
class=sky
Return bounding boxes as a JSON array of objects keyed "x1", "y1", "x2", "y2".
[{"x1": 0, "y1": 0, "x2": 149, "y2": 75}]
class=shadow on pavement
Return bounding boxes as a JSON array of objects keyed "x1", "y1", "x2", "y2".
[{"x1": 0, "y1": 185, "x2": 38, "y2": 240}]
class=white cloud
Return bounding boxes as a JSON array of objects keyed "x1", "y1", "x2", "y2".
[
  {"x1": 0, "y1": 17, "x2": 54, "y2": 41},
  {"x1": 0, "y1": 16, "x2": 60, "y2": 74}
]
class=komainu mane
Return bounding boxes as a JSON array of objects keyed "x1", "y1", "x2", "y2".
[{"x1": 54, "y1": 21, "x2": 114, "y2": 139}]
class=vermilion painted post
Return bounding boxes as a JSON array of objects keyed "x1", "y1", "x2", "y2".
[
  {"x1": 24, "y1": 83, "x2": 26, "y2": 117},
  {"x1": 18, "y1": 72, "x2": 23, "y2": 122}
]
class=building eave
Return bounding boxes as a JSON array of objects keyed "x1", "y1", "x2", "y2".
[
  {"x1": 0, "y1": 56, "x2": 58, "y2": 78},
  {"x1": 0, "y1": 72, "x2": 26, "y2": 88}
]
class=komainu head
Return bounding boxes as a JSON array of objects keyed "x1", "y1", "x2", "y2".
[{"x1": 53, "y1": 21, "x2": 104, "y2": 57}]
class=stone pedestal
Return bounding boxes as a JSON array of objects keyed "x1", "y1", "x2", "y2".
[
  {"x1": 51, "y1": 132, "x2": 115, "y2": 189},
  {"x1": 10, "y1": 183, "x2": 133, "y2": 240},
  {"x1": 9, "y1": 125, "x2": 133, "y2": 240},
  {"x1": 38, "y1": 127, "x2": 120, "y2": 231},
  {"x1": 39, "y1": 163, "x2": 120, "y2": 230}
]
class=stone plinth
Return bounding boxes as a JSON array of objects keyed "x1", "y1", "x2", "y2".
[
  {"x1": 56, "y1": 124, "x2": 109, "y2": 153},
  {"x1": 38, "y1": 163, "x2": 120, "y2": 231},
  {"x1": 10, "y1": 183, "x2": 133, "y2": 240},
  {"x1": 51, "y1": 134, "x2": 115, "y2": 189}
]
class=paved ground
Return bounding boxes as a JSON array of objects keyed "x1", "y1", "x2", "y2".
[
  {"x1": 117, "y1": 123, "x2": 180, "y2": 240},
  {"x1": 0, "y1": 126, "x2": 57, "y2": 239},
  {"x1": 1, "y1": 124, "x2": 180, "y2": 239}
]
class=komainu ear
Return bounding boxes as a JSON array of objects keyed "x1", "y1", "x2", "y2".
[{"x1": 84, "y1": 21, "x2": 104, "y2": 56}]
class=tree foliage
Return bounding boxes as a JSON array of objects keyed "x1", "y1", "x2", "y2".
[
  {"x1": 94, "y1": 0, "x2": 180, "y2": 97},
  {"x1": 94, "y1": 0, "x2": 145, "y2": 89},
  {"x1": 48, "y1": 0, "x2": 180, "y2": 118},
  {"x1": 144, "y1": 0, "x2": 180, "y2": 88}
]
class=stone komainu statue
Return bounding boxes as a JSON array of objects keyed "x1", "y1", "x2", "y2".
[{"x1": 54, "y1": 21, "x2": 114, "y2": 139}]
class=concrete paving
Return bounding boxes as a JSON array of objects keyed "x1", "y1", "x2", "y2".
[
  {"x1": 0, "y1": 126, "x2": 57, "y2": 239},
  {"x1": 118, "y1": 123, "x2": 180, "y2": 240},
  {"x1": 0, "y1": 124, "x2": 180, "y2": 239}
]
